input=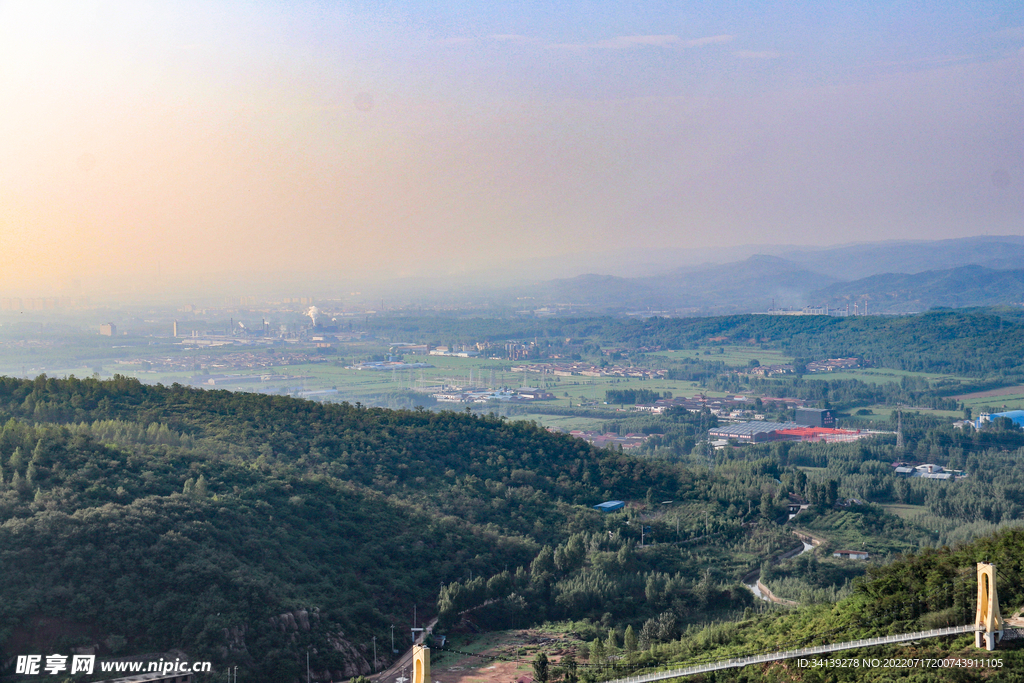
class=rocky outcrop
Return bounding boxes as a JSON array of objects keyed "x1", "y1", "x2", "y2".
[
  {"x1": 268, "y1": 609, "x2": 317, "y2": 632},
  {"x1": 261, "y1": 610, "x2": 372, "y2": 680},
  {"x1": 218, "y1": 624, "x2": 249, "y2": 659},
  {"x1": 325, "y1": 632, "x2": 372, "y2": 677}
]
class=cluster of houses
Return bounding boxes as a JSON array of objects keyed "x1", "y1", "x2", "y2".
[
  {"x1": 633, "y1": 395, "x2": 806, "y2": 415},
  {"x1": 747, "y1": 364, "x2": 795, "y2": 377},
  {"x1": 510, "y1": 362, "x2": 666, "y2": 379},
  {"x1": 121, "y1": 350, "x2": 332, "y2": 374},
  {"x1": 806, "y1": 357, "x2": 862, "y2": 373},
  {"x1": 430, "y1": 387, "x2": 555, "y2": 403},
  {"x1": 892, "y1": 462, "x2": 967, "y2": 481}
]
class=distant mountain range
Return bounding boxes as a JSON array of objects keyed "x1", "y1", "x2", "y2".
[
  {"x1": 811, "y1": 265, "x2": 1024, "y2": 313},
  {"x1": 508, "y1": 235, "x2": 1024, "y2": 314},
  {"x1": 779, "y1": 235, "x2": 1024, "y2": 281}
]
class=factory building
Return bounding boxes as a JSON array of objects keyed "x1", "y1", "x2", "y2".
[
  {"x1": 708, "y1": 421, "x2": 804, "y2": 443},
  {"x1": 709, "y1": 422, "x2": 865, "y2": 444},
  {"x1": 794, "y1": 408, "x2": 836, "y2": 428}
]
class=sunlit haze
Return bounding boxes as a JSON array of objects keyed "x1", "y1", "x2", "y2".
[{"x1": 1, "y1": 1, "x2": 1022, "y2": 299}]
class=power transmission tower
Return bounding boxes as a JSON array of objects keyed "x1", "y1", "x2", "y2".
[
  {"x1": 699, "y1": 393, "x2": 714, "y2": 470},
  {"x1": 896, "y1": 403, "x2": 905, "y2": 450}
]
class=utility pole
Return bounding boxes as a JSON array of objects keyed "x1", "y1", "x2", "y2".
[
  {"x1": 307, "y1": 651, "x2": 310, "y2": 683},
  {"x1": 373, "y1": 636, "x2": 377, "y2": 672},
  {"x1": 391, "y1": 624, "x2": 395, "y2": 653}
]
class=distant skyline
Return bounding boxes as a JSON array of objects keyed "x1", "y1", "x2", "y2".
[{"x1": 1, "y1": 1, "x2": 1022, "y2": 297}]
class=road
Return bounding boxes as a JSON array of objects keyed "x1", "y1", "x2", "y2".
[{"x1": 371, "y1": 618, "x2": 438, "y2": 683}]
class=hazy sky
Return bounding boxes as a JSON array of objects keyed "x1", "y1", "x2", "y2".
[{"x1": 1, "y1": 1, "x2": 1022, "y2": 294}]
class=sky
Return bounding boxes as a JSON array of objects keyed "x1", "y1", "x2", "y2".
[{"x1": 0, "y1": 0, "x2": 1022, "y2": 296}]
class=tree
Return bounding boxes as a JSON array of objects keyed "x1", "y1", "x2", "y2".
[
  {"x1": 623, "y1": 625, "x2": 637, "y2": 661},
  {"x1": 605, "y1": 629, "x2": 618, "y2": 655},
  {"x1": 532, "y1": 653, "x2": 549, "y2": 683},
  {"x1": 531, "y1": 546, "x2": 555, "y2": 576},
  {"x1": 589, "y1": 639, "x2": 605, "y2": 668},
  {"x1": 560, "y1": 654, "x2": 578, "y2": 683}
]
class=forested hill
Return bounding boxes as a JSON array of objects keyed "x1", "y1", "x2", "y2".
[
  {"x1": 0, "y1": 375, "x2": 681, "y2": 515},
  {"x1": 667, "y1": 526, "x2": 1024, "y2": 683},
  {"x1": 367, "y1": 309, "x2": 1024, "y2": 378},
  {"x1": 0, "y1": 376, "x2": 708, "y2": 681}
]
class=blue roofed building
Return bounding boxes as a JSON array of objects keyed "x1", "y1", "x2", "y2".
[
  {"x1": 977, "y1": 410, "x2": 1024, "y2": 430},
  {"x1": 594, "y1": 500, "x2": 625, "y2": 512}
]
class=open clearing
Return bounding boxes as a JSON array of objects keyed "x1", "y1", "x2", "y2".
[
  {"x1": 951, "y1": 385, "x2": 1024, "y2": 400},
  {"x1": 432, "y1": 629, "x2": 583, "y2": 683},
  {"x1": 882, "y1": 504, "x2": 930, "y2": 520}
]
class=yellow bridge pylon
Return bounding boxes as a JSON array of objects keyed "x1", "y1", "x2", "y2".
[
  {"x1": 976, "y1": 562, "x2": 1004, "y2": 650},
  {"x1": 412, "y1": 644, "x2": 430, "y2": 683}
]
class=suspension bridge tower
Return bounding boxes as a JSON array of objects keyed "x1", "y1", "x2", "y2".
[
  {"x1": 412, "y1": 644, "x2": 430, "y2": 683},
  {"x1": 976, "y1": 562, "x2": 1004, "y2": 650}
]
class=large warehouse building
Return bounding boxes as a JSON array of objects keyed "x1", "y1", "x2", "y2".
[
  {"x1": 709, "y1": 406, "x2": 867, "y2": 444},
  {"x1": 709, "y1": 422, "x2": 866, "y2": 443},
  {"x1": 708, "y1": 421, "x2": 804, "y2": 443}
]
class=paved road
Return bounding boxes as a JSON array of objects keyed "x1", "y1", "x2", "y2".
[{"x1": 371, "y1": 619, "x2": 438, "y2": 683}]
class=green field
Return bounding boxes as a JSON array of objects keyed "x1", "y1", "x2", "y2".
[
  {"x1": 652, "y1": 346, "x2": 795, "y2": 367},
  {"x1": 958, "y1": 387, "x2": 1024, "y2": 413},
  {"x1": 86, "y1": 350, "x2": 719, "y2": 409},
  {"x1": 815, "y1": 367, "x2": 970, "y2": 384},
  {"x1": 1, "y1": 335, "x2": 1001, "y2": 419},
  {"x1": 882, "y1": 504, "x2": 930, "y2": 520}
]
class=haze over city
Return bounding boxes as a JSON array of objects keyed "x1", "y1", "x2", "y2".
[{"x1": 1, "y1": 1, "x2": 1022, "y2": 299}]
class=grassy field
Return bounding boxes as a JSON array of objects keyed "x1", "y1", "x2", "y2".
[
  {"x1": 815, "y1": 367, "x2": 970, "y2": 384},
  {"x1": 80, "y1": 350, "x2": 719, "y2": 408},
  {"x1": 881, "y1": 504, "x2": 930, "y2": 520},
  {"x1": 959, "y1": 388, "x2": 1024, "y2": 413},
  {"x1": 2, "y1": 336, "x2": 996, "y2": 419},
  {"x1": 653, "y1": 346, "x2": 795, "y2": 367}
]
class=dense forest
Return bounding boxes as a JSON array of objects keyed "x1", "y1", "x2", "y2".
[
  {"x1": 0, "y1": 376, "x2": 800, "y2": 682},
  {"x1": 3, "y1": 368, "x2": 1024, "y2": 682}
]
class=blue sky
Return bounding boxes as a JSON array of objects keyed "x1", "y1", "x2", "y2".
[{"x1": 0, "y1": 1, "x2": 1021, "y2": 293}]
